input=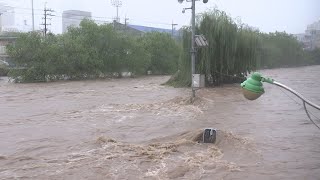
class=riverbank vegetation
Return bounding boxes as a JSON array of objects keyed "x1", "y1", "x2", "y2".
[
  {"x1": 6, "y1": 20, "x2": 180, "y2": 82},
  {"x1": 168, "y1": 9, "x2": 319, "y2": 87},
  {"x1": 5, "y1": 9, "x2": 320, "y2": 84}
]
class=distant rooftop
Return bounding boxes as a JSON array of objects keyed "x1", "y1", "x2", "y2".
[
  {"x1": 127, "y1": 24, "x2": 179, "y2": 36},
  {"x1": 62, "y1": 10, "x2": 92, "y2": 18}
]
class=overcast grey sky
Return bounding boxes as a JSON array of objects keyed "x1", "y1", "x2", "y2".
[{"x1": 2, "y1": 0, "x2": 320, "y2": 34}]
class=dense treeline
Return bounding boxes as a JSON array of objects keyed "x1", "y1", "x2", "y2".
[
  {"x1": 6, "y1": 20, "x2": 180, "y2": 82},
  {"x1": 168, "y1": 9, "x2": 320, "y2": 87},
  {"x1": 4, "y1": 9, "x2": 320, "y2": 84},
  {"x1": 258, "y1": 32, "x2": 305, "y2": 68}
]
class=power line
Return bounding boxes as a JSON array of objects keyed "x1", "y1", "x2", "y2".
[
  {"x1": 11, "y1": 6, "x2": 43, "y2": 11},
  {"x1": 3, "y1": 8, "x2": 176, "y2": 31},
  {"x1": 4, "y1": 5, "x2": 115, "y2": 20},
  {"x1": 4, "y1": 5, "x2": 174, "y2": 26},
  {"x1": 11, "y1": 11, "x2": 111, "y2": 24},
  {"x1": 304, "y1": 102, "x2": 320, "y2": 130},
  {"x1": 2, "y1": 4, "x2": 176, "y2": 28},
  {"x1": 52, "y1": 15, "x2": 111, "y2": 24},
  {"x1": 280, "y1": 88, "x2": 320, "y2": 130},
  {"x1": 130, "y1": 19, "x2": 173, "y2": 26},
  {"x1": 57, "y1": 13, "x2": 114, "y2": 21}
]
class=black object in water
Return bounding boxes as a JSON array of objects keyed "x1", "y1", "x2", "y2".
[{"x1": 203, "y1": 128, "x2": 216, "y2": 143}]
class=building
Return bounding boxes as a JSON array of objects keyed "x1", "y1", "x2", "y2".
[
  {"x1": 0, "y1": 3, "x2": 15, "y2": 32},
  {"x1": 293, "y1": 33, "x2": 305, "y2": 42},
  {"x1": 306, "y1": 20, "x2": 320, "y2": 50},
  {"x1": 295, "y1": 19, "x2": 320, "y2": 50},
  {"x1": 113, "y1": 22, "x2": 180, "y2": 38},
  {"x1": 0, "y1": 36, "x2": 17, "y2": 65},
  {"x1": 128, "y1": 24, "x2": 179, "y2": 37},
  {"x1": 62, "y1": 10, "x2": 92, "y2": 33},
  {"x1": 112, "y1": 21, "x2": 144, "y2": 36},
  {"x1": 306, "y1": 20, "x2": 320, "y2": 33}
]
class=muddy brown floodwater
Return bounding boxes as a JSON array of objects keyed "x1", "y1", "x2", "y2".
[{"x1": 0, "y1": 66, "x2": 320, "y2": 180}]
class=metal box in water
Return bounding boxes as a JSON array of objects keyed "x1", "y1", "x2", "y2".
[
  {"x1": 192, "y1": 74, "x2": 205, "y2": 88},
  {"x1": 203, "y1": 128, "x2": 216, "y2": 143}
]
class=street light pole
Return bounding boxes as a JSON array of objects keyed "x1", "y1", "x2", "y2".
[
  {"x1": 32, "y1": 0, "x2": 35, "y2": 31},
  {"x1": 179, "y1": 0, "x2": 208, "y2": 99},
  {"x1": 116, "y1": 5, "x2": 119, "y2": 22},
  {"x1": 191, "y1": 0, "x2": 196, "y2": 98},
  {"x1": 171, "y1": 21, "x2": 178, "y2": 37},
  {"x1": 111, "y1": 0, "x2": 122, "y2": 23}
]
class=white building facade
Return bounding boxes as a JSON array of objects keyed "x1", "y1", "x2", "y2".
[
  {"x1": 0, "y1": 3, "x2": 15, "y2": 32},
  {"x1": 62, "y1": 10, "x2": 92, "y2": 33},
  {"x1": 295, "y1": 19, "x2": 320, "y2": 50}
]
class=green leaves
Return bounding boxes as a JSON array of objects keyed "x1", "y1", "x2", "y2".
[
  {"x1": 171, "y1": 9, "x2": 259, "y2": 87},
  {"x1": 139, "y1": 32, "x2": 181, "y2": 75},
  {"x1": 170, "y1": 9, "x2": 310, "y2": 87},
  {"x1": 7, "y1": 19, "x2": 180, "y2": 83},
  {"x1": 258, "y1": 32, "x2": 306, "y2": 68}
]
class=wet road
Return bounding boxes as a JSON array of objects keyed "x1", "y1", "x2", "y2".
[{"x1": 0, "y1": 66, "x2": 320, "y2": 179}]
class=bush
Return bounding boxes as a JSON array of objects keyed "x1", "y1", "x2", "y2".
[
  {"x1": 6, "y1": 20, "x2": 178, "y2": 83},
  {"x1": 0, "y1": 64, "x2": 9, "y2": 76},
  {"x1": 139, "y1": 32, "x2": 181, "y2": 75}
]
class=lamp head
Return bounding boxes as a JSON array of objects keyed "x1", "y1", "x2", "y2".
[{"x1": 241, "y1": 72, "x2": 265, "y2": 100}]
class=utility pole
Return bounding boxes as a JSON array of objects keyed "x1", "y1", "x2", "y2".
[
  {"x1": 125, "y1": 16, "x2": 129, "y2": 27},
  {"x1": 191, "y1": 0, "x2": 196, "y2": 98},
  {"x1": 41, "y1": 5, "x2": 54, "y2": 36},
  {"x1": 31, "y1": 0, "x2": 34, "y2": 31},
  {"x1": 0, "y1": 13, "x2": 3, "y2": 32},
  {"x1": 124, "y1": 16, "x2": 129, "y2": 31},
  {"x1": 179, "y1": 0, "x2": 208, "y2": 100},
  {"x1": 111, "y1": 0, "x2": 122, "y2": 23},
  {"x1": 171, "y1": 21, "x2": 178, "y2": 37}
]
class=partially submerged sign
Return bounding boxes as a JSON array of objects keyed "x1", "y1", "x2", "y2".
[{"x1": 195, "y1": 35, "x2": 209, "y2": 47}]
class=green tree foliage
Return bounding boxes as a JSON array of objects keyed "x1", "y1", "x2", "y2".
[
  {"x1": 0, "y1": 64, "x2": 9, "y2": 76},
  {"x1": 258, "y1": 32, "x2": 305, "y2": 68},
  {"x1": 139, "y1": 32, "x2": 181, "y2": 74},
  {"x1": 304, "y1": 48, "x2": 320, "y2": 65},
  {"x1": 166, "y1": 27, "x2": 192, "y2": 87},
  {"x1": 198, "y1": 11, "x2": 260, "y2": 85},
  {"x1": 6, "y1": 14, "x2": 318, "y2": 84},
  {"x1": 7, "y1": 32, "x2": 61, "y2": 82},
  {"x1": 169, "y1": 9, "x2": 260, "y2": 86},
  {"x1": 7, "y1": 19, "x2": 182, "y2": 83},
  {"x1": 169, "y1": 9, "x2": 316, "y2": 87}
]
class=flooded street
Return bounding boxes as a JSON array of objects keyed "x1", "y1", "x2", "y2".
[{"x1": 1, "y1": 66, "x2": 320, "y2": 180}]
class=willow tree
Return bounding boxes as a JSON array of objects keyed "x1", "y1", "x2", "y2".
[{"x1": 169, "y1": 9, "x2": 260, "y2": 86}]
